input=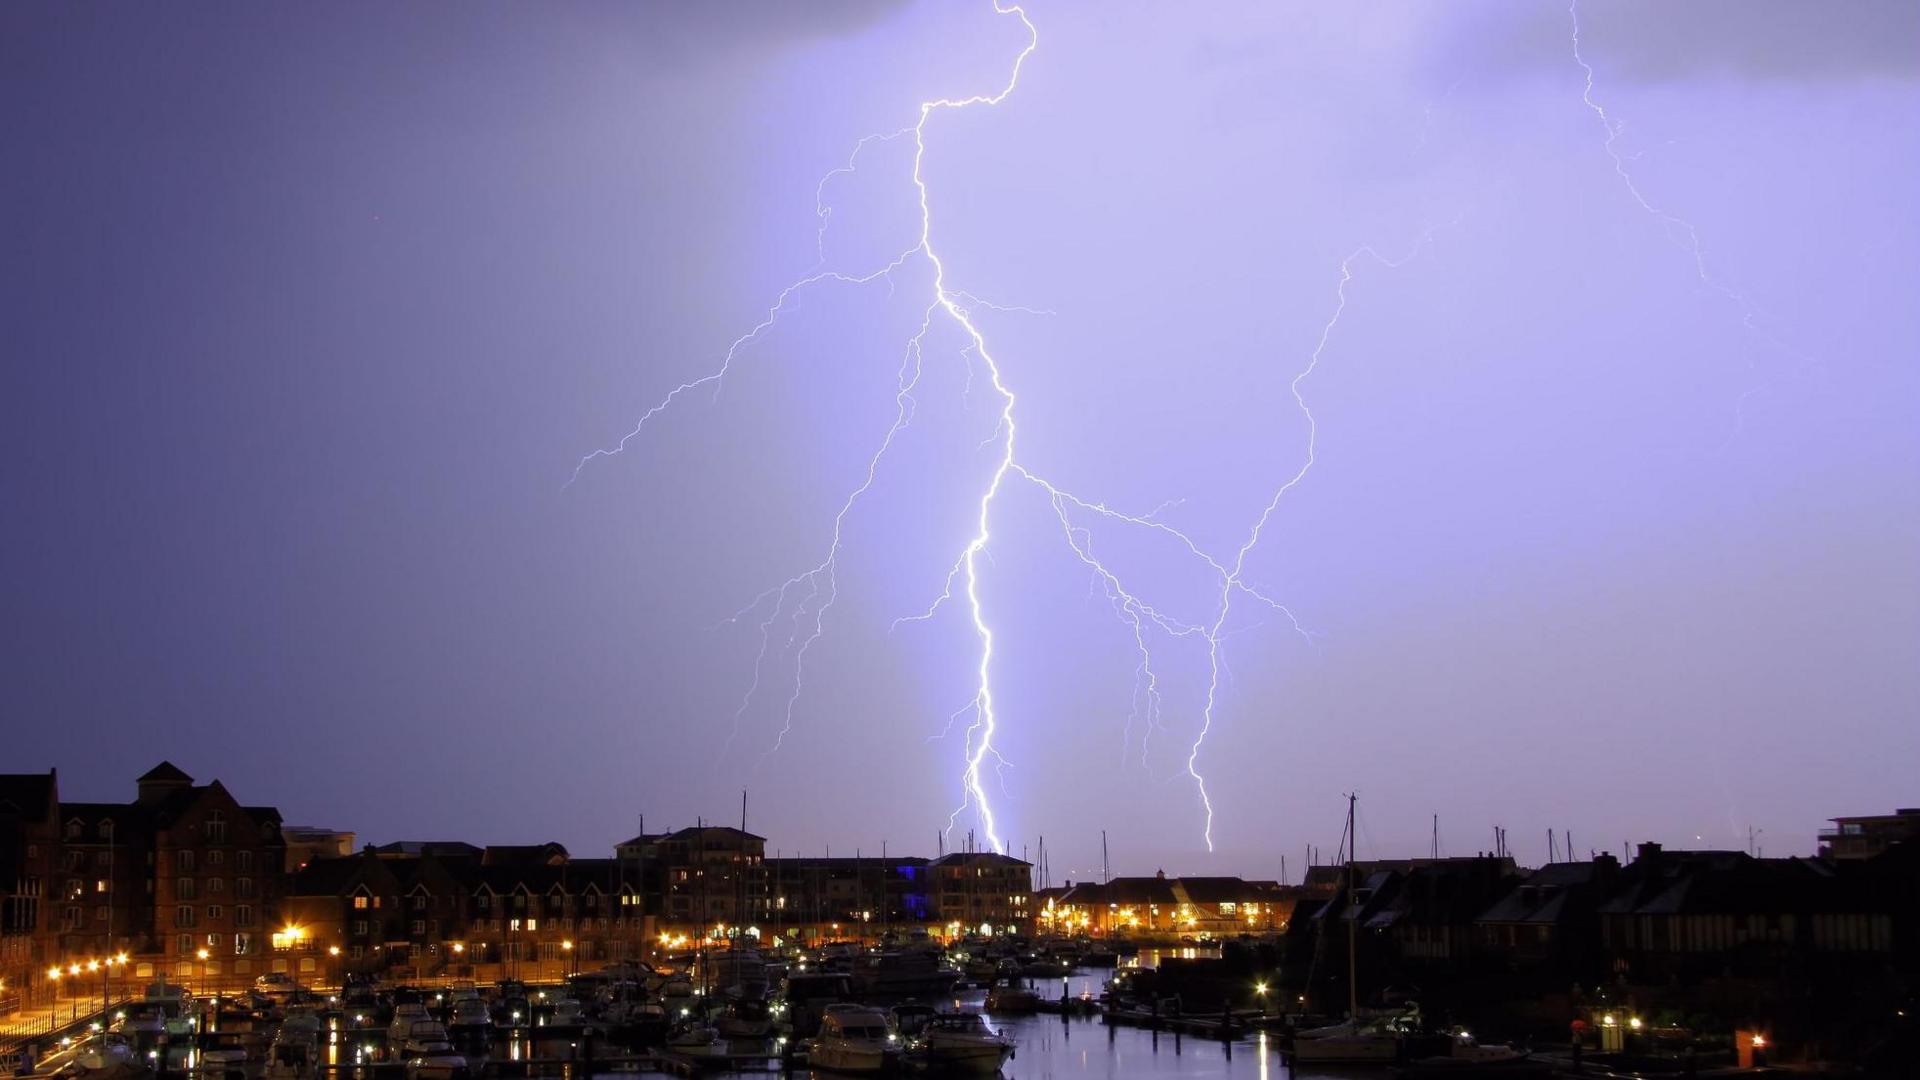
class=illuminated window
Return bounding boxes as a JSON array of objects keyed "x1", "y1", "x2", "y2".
[{"x1": 352, "y1": 895, "x2": 369, "y2": 910}]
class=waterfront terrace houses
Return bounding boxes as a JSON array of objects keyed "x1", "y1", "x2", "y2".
[{"x1": 283, "y1": 846, "x2": 650, "y2": 984}]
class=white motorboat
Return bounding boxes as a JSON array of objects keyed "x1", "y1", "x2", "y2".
[
  {"x1": 387, "y1": 1003, "x2": 431, "y2": 1044},
  {"x1": 984, "y1": 984, "x2": 1040, "y2": 1014},
  {"x1": 704, "y1": 947, "x2": 769, "y2": 1001},
  {"x1": 1396, "y1": 1031, "x2": 1553, "y2": 1077},
  {"x1": 404, "y1": 1038, "x2": 469, "y2": 1080},
  {"x1": 665, "y1": 1021, "x2": 728, "y2": 1058},
  {"x1": 912, "y1": 1012, "x2": 1014, "y2": 1076},
  {"x1": 1289, "y1": 1022, "x2": 1405, "y2": 1064},
  {"x1": 808, "y1": 1005, "x2": 900, "y2": 1076},
  {"x1": 449, "y1": 998, "x2": 493, "y2": 1033},
  {"x1": 196, "y1": 1030, "x2": 251, "y2": 1080},
  {"x1": 546, "y1": 997, "x2": 587, "y2": 1026},
  {"x1": 35, "y1": 1032, "x2": 139, "y2": 1077},
  {"x1": 109, "y1": 1007, "x2": 167, "y2": 1041},
  {"x1": 264, "y1": 1016, "x2": 321, "y2": 1079},
  {"x1": 851, "y1": 951, "x2": 961, "y2": 999},
  {"x1": 400, "y1": 1019, "x2": 453, "y2": 1057}
]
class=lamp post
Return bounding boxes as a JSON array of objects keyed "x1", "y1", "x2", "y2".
[
  {"x1": 561, "y1": 940, "x2": 574, "y2": 980},
  {"x1": 196, "y1": 949, "x2": 210, "y2": 996}
]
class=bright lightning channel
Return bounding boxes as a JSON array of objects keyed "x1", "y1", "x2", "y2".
[
  {"x1": 572, "y1": 2, "x2": 1436, "y2": 855},
  {"x1": 1186, "y1": 231, "x2": 1449, "y2": 851}
]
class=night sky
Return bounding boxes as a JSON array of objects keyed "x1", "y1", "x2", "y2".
[{"x1": 5, "y1": 1, "x2": 1916, "y2": 879}]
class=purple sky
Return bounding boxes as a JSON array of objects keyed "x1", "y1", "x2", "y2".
[{"x1": 5, "y1": 1, "x2": 1916, "y2": 880}]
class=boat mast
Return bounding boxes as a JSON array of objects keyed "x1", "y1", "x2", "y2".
[{"x1": 1346, "y1": 792, "x2": 1358, "y2": 1020}]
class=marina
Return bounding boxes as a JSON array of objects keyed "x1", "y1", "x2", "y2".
[{"x1": 4, "y1": 941, "x2": 1762, "y2": 1079}]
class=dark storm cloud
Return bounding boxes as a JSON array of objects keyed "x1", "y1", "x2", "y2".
[{"x1": 1445, "y1": 0, "x2": 1920, "y2": 84}]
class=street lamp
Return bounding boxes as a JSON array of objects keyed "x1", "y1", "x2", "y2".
[
  {"x1": 561, "y1": 940, "x2": 574, "y2": 979},
  {"x1": 196, "y1": 949, "x2": 210, "y2": 995}
]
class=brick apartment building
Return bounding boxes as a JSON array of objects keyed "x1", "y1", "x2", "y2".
[{"x1": 0, "y1": 763, "x2": 287, "y2": 1000}]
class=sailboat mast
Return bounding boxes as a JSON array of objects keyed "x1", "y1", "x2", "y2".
[{"x1": 1346, "y1": 792, "x2": 1358, "y2": 1020}]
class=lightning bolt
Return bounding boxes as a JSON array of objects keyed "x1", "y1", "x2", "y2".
[
  {"x1": 908, "y1": 2, "x2": 1039, "y2": 856},
  {"x1": 1568, "y1": 0, "x2": 1806, "y2": 438},
  {"x1": 572, "y1": 2, "x2": 1442, "y2": 855},
  {"x1": 1186, "y1": 231, "x2": 1450, "y2": 850}
]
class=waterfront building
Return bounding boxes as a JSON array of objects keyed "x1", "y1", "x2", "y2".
[
  {"x1": 929, "y1": 852, "x2": 1033, "y2": 935},
  {"x1": 0, "y1": 771, "x2": 59, "y2": 1001},
  {"x1": 283, "y1": 846, "x2": 650, "y2": 984},
  {"x1": 0, "y1": 762, "x2": 288, "y2": 1000},
  {"x1": 617, "y1": 825, "x2": 768, "y2": 932},
  {"x1": 1036, "y1": 872, "x2": 1292, "y2": 937},
  {"x1": 1820, "y1": 807, "x2": 1920, "y2": 860},
  {"x1": 762, "y1": 855, "x2": 932, "y2": 933}
]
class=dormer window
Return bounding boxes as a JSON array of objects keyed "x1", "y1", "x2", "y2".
[
  {"x1": 204, "y1": 811, "x2": 227, "y2": 845},
  {"x1": 66, "y1": 820, "x2": 82, "y2": 840},
  {"x1": 98, "y1": 820, "x2": 114, "y2": 840}
]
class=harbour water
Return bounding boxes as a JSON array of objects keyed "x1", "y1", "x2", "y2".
[{"x1": 177, "y1": 948, "x2": 1345, "y2": 1080}]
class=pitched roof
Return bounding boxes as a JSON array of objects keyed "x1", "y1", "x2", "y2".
[
  {"x1": 370, "y1": 841, "x2": 483, "y2": 859},
  {"x1": 138, "y1": 761, "x2": 194, "y2": 784},
  {"x1": 665, "y1": 825, "x2": 766, "y2": 843},
  {"x1": 930, "y1": 851, "x2": 1030, "y2": 868},
  {"x1": 1173, "y1": 876, "x2": 1268, "y2": 903},
  {"x1": 0, "y1": 772, "x2": 58, "y2": 822}
]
